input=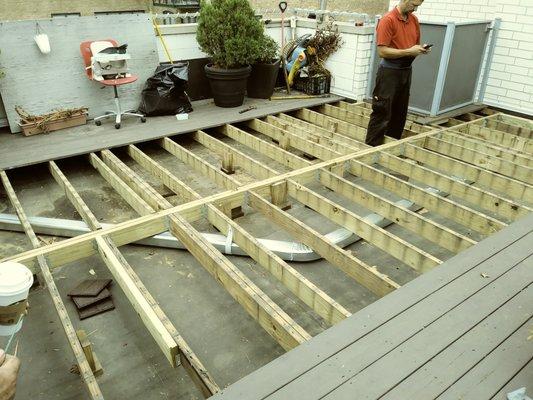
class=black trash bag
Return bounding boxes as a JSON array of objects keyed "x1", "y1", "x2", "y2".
[{"x1": 138, "y1": 63, "x2": 193, "y2": 117}]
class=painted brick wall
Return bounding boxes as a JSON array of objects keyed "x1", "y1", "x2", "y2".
[
  {"x1": 0, "y1": 15, "x2": 159, "y2": 133},
  {"x1": 389, "y1": 0, "x2": 533, "y2": 115}
]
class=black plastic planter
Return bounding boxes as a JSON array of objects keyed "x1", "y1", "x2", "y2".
[
  {"x1": 247, "y1": 59, "x2": 281, "y2": 99},
  {"x1": 204, "y1": 64, "x2": 251, "y2": 107}
]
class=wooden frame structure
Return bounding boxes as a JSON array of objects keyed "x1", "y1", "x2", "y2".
[{"x1": 1, "y1": 101, "x2": 531, "y2": 399}]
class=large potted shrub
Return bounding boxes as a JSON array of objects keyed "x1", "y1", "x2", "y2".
[
  {"x1": 197, "y1": 0, "x2": 263, "y2": 107},
  {"x1": 247, "y1": 35, "x2": 280, "y2": 99}
]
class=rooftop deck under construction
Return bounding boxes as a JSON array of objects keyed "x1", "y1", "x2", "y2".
[{"x1": 0, "y1": 97, "x2": 531, "y2": 399}]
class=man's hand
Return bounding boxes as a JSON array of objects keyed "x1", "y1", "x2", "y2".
[
  {"x1": 0, "y1": 349, "x2": 20, "y2": 400},
  {"x1": 407, "y1": 44, "x2": 429, "y2": 56}
]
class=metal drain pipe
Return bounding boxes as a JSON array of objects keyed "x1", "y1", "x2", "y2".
[{"x1": 0, "y1": 195, "x2": 429, "y2": 262}]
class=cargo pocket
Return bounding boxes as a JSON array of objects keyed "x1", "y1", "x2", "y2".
[{"x1": 371, "y1": 96, "x2": 391, "y2": 119}]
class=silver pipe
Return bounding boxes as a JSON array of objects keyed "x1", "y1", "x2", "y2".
[{"x1": 0, "y1": 197, "x2": 423, "y2": 262}]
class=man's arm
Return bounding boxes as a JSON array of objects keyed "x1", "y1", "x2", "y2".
[
  {"x1": 378, "y1": 44, "x2": 428, "y2": 59},
  {"x1": 0, "y1": 349, "x2": 20, "y2": 400}
]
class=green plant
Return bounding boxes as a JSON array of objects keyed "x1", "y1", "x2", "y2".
[
  {"x1": 197, "y1": 0, "x2": 264, "y2": 69},
  {"x1": 256, "y1": 34, "x2": 279, "y2": 63}
]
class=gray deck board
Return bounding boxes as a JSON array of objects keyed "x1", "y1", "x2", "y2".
[
  {"x1": 211, "y1": 213, "x2": 533, "y2": 400},
  {"x1": 0, "y1": 95, "x2": 341, "y2": 170},
  {"x1": 490, "y1": 359, "x2": 533, "y2": 399},
  {"x1": 438, "y1": 322, "x2": 533, "y2": 400}
]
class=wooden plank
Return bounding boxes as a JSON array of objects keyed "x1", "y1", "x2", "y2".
[
  {"x1": 71, "y1": 289, "x2": 111, "y2": 309},
  {"x1": 275, "y1": 113, "x2": 364, "y2": 151},
  {"x1": 457, "y1": 123, "x2": 533, "y2": 153},
  {"x1": 191, "y1": 129, "x2": 400, "y2": 294},
  {"x1": 249, "y1": 192, "x2": 399, "y2": 297},
  {"x1": 0, "y1": 117, "x2": 486, "y2": 272},
  {"x1": 323, "y1": 258, "x2": 532, "y2": 400},
  {"x1": 67, "y1": 279, "x2": 111, "y2": 297},
  {"x1": 89, "y1": 153, "x2": 154, "y2": 216},
  {"x1": 210, "y1": 214, "x2": 533, "y2": 400},
  {"x1": 169, "y1": 212, "x2": 311, "y2": 350},
  {"x1": 246, "y1": 119, "x2": 341, "y2": 161},
  {"x1": 313, "y1": 170, "x2": 476, "y2": 253},
  {"x1": 438, "y1": 131, "x2": 533, "y2": 166},
  {"x1": 420, "y1": 319, "x2": 533, "y2": 400},
  {"x1": 403, "y1": 143, "x2": 533, "y2": 204},
  {"x1": 102, "y1": 148, "x2": 312, "y2": 351},
  {"x1": 77, "y1": 297, "x2": 115, "y2": 320},
  {"x1": 377, "y1": 150, "x2": 529, "y2": 222},
  {"x1": 349, "y1": 159, "x2": 506, "y2": 235},
  {"x1": 424, "y1": 136, "x2": 533, "y2": 183},
  {"x1": 488, "y1": 359, "x2": 533, "y2": 400},
  {"x1": 286, "y1": 181, "x2": 442, "y2": 272},
  {"x1": 293, "y1": 108, "x2": 368, "y2": 143},
  {"x1": 0, "y1": 171, "x2": 104, "y2": 400},
  {"x1": 130, "y1": 144, "x2": 350, "y2": 326}
]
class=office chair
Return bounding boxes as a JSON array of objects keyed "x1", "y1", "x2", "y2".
[{"x1": 80, "y1": 39, "x2": 146, "y2": 129}]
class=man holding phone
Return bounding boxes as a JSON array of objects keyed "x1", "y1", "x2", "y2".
[{"x1": 365, "y1": 0, "x2": 431, "y2": 146}]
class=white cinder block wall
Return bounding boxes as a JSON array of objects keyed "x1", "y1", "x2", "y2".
[{"x1": 390, "y1": 0, "x2": 533, "y2": 115}]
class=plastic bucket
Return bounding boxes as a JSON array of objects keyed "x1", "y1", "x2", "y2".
[{"x1": 0, "y1": 261, "x2": 33, "y2": 336}]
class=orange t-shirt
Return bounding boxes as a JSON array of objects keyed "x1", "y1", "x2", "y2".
[{"x1": 377, "y1": 7, "x2": 420, "y2": 50}]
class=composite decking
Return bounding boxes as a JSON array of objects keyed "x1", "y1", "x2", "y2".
[
  {"x1": 0, "y1": 95, "x2": 341, "y2": 170},
  {"x1": 212, "y1": 213, "x2": 533, "y2": 400}
]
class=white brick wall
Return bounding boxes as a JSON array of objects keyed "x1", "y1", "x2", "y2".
[{"x1": 390, "y1": 0, "x2": 533, "y2": 115}]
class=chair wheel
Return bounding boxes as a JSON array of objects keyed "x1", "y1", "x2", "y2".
[
  {"x1": 115, "y1": 123, "x2": 121, "y2": 129},
  {"x1": 141, "y1": 117, "x2": 146, "y2": 123},
  {"x1": 95, "y1": 120, "x2": 102, "y2": 126}
]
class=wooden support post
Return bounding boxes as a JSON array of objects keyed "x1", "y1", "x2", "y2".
[
  {"x1": 328, "y1": 120, "x2": 338, "y2": 134},
  {"x1": 0, "y1": 171, "x2": 104, "y2": 400},
  {"x1": 330, "y1": 162, "x2": 345, "y2": 177},
  {"x1": 270, "y1": 181, "x2": 291, "y2": 210},
  {"x1": 76, "y1": 330, "x2": 103, "y2": 377},
  {"x1": 221, "y1": 151, "x2": 235, "y2": 175},
  {"x1": 279, "y1": 131, "x2": 290, "y2": 150}
]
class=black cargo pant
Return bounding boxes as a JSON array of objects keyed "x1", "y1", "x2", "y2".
[{"x1": 365, "y1": 66, "x2": 412, "y2": 146}]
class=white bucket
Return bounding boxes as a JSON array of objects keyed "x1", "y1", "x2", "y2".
[
  {"x1": 0, "y1": 261, "x2": 33, "y2": 336},
  {"x1": 34, "y1": 33, "x2": 51, "y2": 54}
]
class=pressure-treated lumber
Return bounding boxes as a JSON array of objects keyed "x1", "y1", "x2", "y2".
[
  {"x1": 349, "y1": 159, "x2": 506, "y2": 235},
  {"x1": 188, "y1": 130, "x2": 400, "y2": 296},
  {"x1": 100, "y1": 149, "x2": 312, "y2": 350},
  {"x1": 437, "y1": 131, "x2": 533, "y2": 167},
  {"x1": 129, "y1": 144, "x2": 350, "y2": 326},
  {"x1": 312, "y1": 170, "x2": 476, "y2": 253},
  {"x1": 457, "y1": 123, "x2": 533, "y2": 153},
  {"x1": 376, "y1": 150, "x2": 529, "y2": 222},
  {"x1": 286, "y1": 181, "x2": 442, "y2": 272},
  {"x1": 0, "y1": 170, "x2": 105, "y2": 400},
  {"x1": 423, "y1": 136, "x2": 532, "y2": 183},
  {"x1": 0, "y1": 113, "x2": 500, "y2": 272},
  {"x1": 402, "y1": 143, "x2": 533, "y2": 204}
]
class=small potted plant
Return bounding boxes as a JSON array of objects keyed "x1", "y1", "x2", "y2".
[
  {"x1": 196, "y1": 0, "x2": 264, "y2": 107},
  {"x1": 247, "y1": 35, "x2": 280, "y2": 99}
]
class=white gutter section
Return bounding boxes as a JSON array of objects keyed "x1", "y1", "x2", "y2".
[{"x1": 0, "y1": 195, "x2": 433, "y2": 262}]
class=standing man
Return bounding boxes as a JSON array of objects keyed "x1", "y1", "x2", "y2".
[{"x1": 365, "y1": 0, "x2": 430, "y2": 146}]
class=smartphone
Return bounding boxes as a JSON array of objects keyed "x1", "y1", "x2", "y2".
[{"x1": 423, "y1": 44, "x2": 434, "y2": 49}]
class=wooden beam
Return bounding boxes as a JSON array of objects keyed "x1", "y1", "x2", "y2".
[
  {"x1": 293, "y1": 108, "x2": 369, "y2": 143},
  {"x1": 348, "y1": 159, "x2": 506, "y2": 235},
  {"x1": 377, "y1": 151, "x2": 530, "y2": 222},
  {"x1": 100, "y1": 149, "x2": 312, "y2": 351},
  {"x1": 137, "y1": 140, "x2": 350, "y2": 325},
  {"x1": 246, "y1": 119, "x2": 341, "y2": 160},
  {"x1": 221, "y1": 151, "x2": 235, "y2": 175},
  {"x1": 89, "y1": 153, "x2": 153, "y2": 216},
  {"x1": 437, "y1": 131, "x2": 533, "y2": 167},
  {"x1": 286, "y1": 181, "x2": 442, "y2": 272},
  {"x1": 457, "y1": 123, "x2": 533, "y2": 153},
  {"x1": 402, "y1": 143, "x2": 533, "y2": 204},
  {"x1": 270, "y1": 181, "x2": 291, "y2": 210},
  {"x1": 1, "y1": 115, "x2": 495, "y2": 272},
  {"x1": 0, "y1": 171, "x2": 104, "y2": 400},
  {"x1": 249, "y1": 192, "x2": 400, "y2": 296},
  {"x1": 423, "y1": 136, "x2": 532, "y2": 183},
  {"x1": 312, "y1": 170, "x2": 476, "y2": 253}
]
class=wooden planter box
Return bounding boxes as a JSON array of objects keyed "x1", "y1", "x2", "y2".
[{"x1": 19, "y1": 112, "x2": 87, "y2": 136}]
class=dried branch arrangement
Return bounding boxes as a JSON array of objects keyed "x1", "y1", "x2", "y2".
[{"x1": 16, "y1": 106, "x2": 88, "y2": 133}]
